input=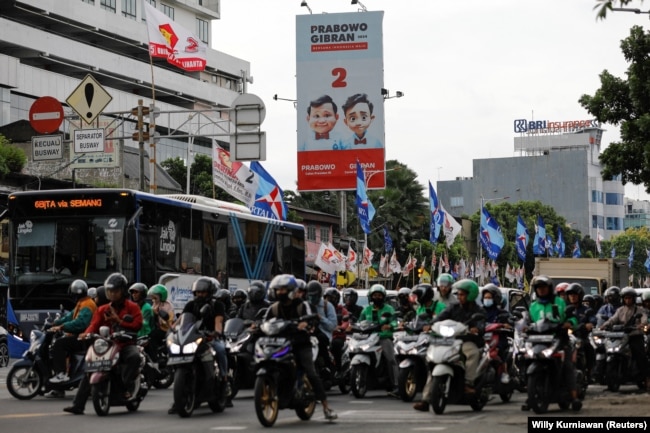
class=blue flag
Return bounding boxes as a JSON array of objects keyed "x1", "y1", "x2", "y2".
[
  {"x1": 356, "y1": 161, "x2": 375, "y2": 234},
  {"x1": 515, "y1": 214, "x2": 529, "y2": 262},
  {"x1": 479, "y1": 207, "x2": 505, "y2": 260},
  {"x1": 556, "y1": 228, "x2": 565, "y2": 258},
  {"x1": 429, "y1": 181, "x2": 444, "y2": 244},
  {"x1": 534, "y1": 215, "x2": 546, "y2": 255},
  {"x1": 572, "y1": 240, "x2": 581, "y2": 258},
  {"x1": 645, "y1": 249, "x2": 650, "y2": 273},
  {"x1": 250, "y1": 162, "x2": 288, "y2": 220},
  {"x1": 629, "y1": 242, "x2": 634, "y2": 269},
  {"x1": 383, "y1": 226, "x2": 393, "y2": 253},
  {"x1": 611, "y1": 247, "x2": 616, "y2": 258}
]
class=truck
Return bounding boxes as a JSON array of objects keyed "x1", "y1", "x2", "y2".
[{"x1": 533, "y1": 257, "x2": 629, "y2": 296}]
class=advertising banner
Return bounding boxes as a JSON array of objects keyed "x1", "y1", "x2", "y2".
[{"x1": 296, "y1": 11, "x2": 385, "y2": 191}]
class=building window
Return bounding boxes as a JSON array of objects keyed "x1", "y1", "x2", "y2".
[
  {"x1": 591, "y1": 190, "x2": 603, "y2": 203},
  {"x1": 592, "y1": 215, "x2": 604, "y2": 229},
  {"x1": 307, "y1": 225, "x2": 316, "y2": 241},
  {"x1": 81, "y1": 0, "x2": 95, "y2": 4},
  {"x1": 145, "y1": 0, "x2": 155, "y2": 6},
  {"x1": 605, "y1": 193, "x2": 623, "y2": 205},
  {"x1": 606, "y1": 217, "x2": 622, "y2": 231},
  {"x1": 450, "y1": 196, "x2": 464, "y2": 208},
  {"x1": 122, "y1": 0, "x2": 136, "y2": 19},
  {"x1": 320, "y1": 227, "x2": 330, "y2": 243},
  {"x1": 100, "y1": 0, "x2": 116, "y2": 12},
  {"x1": 197, "y1": 18, "x2": 209, "y2": 44},
  {"x1": 161, "y1": 3, "x2": 174, "y2": 19}
]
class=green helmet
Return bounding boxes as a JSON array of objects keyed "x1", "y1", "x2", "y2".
[
  {"x1": 452, "y1": 279, "x2": 479, "y2": 302},
  {"x1": 437, "y1": 273, "x2": 454, "y2": 287},
  {"x1": 368, "y1": 283, "x2": 387, "y2": 301},
  {"x1": 147, "y1": 284, "x2": 168, "y2": 302}
]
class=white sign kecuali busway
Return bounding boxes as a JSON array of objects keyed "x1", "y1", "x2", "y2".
[{"x1": 32, "y1": 135, "x2": 63, "y2": 161}]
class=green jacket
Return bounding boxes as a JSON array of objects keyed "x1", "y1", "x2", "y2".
[
  {"x1": 529, "y1": 296, "x2": 577, "y2": 328},
  {"x1": 138, "y1": 303, "x2": 154, "y2": 338},
  {"x1": 359, "y1": 303, "x2": 397, "y2": 339},
  {"x1": 54, "y1": 297, "x2": 97, "y2": 335},
  {"x1": 416, "y1": 301, "x2": 438, "y2": 319}
]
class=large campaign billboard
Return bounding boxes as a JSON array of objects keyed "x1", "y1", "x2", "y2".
[{"x1": 296, "y1": 11, "x2": 385, "y2": 191}]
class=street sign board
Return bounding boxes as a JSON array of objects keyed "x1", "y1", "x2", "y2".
[
  {"x1": 29, "y1": 96, "x2": 63, "y2": 134},
  {"x1": 74, "y1": 128, "x2": 105, "y2": 153},
  {"x1": 32, "y1": 135, "x2": 63, "y2": 161},
  {"x1": 66, "y1": 74, "x2": 113, "y2": 125}
]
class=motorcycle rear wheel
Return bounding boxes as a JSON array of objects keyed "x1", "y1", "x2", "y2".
[
  {"x1": 351, "y1": 365, "x2": 368, "y2": 398},
  {"x1": 91, "y1": 380, "x2": 111, "y2": 416},
  {"x1": 173, "y1": 367, "x2": 196, "y2": 418},
  {"x1": 338, "y1": 371, "x2": 351, "y2": 395},
  {"x1": 605, "y1": 360, "x2": 620, "y2": 392},
  {"x1": 254, "y1": 375, "x2": 279, "y2": 427},
  {"x1": 152, "y1": 367, "x2": 174, "y2": 389},
  {"x1": 430, "y1": 375, "x2": 449, "y2": 414},
  {"x1": 7, "y1": 365, "x2": 42, "y2": 400},
  {"x1": 398, "y1": 366, "x2": 417, "y2": 402},
  {"x1": 208, "y1": 379, "x2": 227, "y2": 413},
  {"x1": 527, "y1": 374, "x2": 550, "y2": 414},
  {"x1": 295, "y1": 374, "x2": 316, "y2": 420}
]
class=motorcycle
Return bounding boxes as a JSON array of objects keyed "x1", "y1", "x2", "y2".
[
  {"x1": 139, "y1": 336, "x2": 174, "y2": 390},
  {"x1": 333, "y1": 337, "x2": 351, "y2": 394},
  {"x1": 85, "y1": 322, "x2": 148, "y2": 416},
  {"x1": 394, "y1": 314, "x2": 430, "y2": 402},
  {"x1": 589, "y1": 330, "x2": 607, "y2": 385},
  {"x1": 426, "y1": 316, "x2": 490, "y2": 414},
  {"x1": 7, "y1": 311, "x2": 85, "y2": 400},
  {"x1": 348, "y1": 317, "x2": 394, "y2": 398},
  {"x1": 483, "y1": 314, "x2": 518, "y2": 403},
  {"x1": 167, "y1": 309, "x2": 228, "y2": 418},
  {"x1": 253, "y1": 315, "x2": 318, "y2": 427},
  {"x1": 224, "y1": 317, "x2": 260, "y2": 398},
  {"x1": 601, "y1": 313, "x2": 646, "y2": 392},
  {"x1": 520, "y1": 318, "x2": 578, "y2": 414}
]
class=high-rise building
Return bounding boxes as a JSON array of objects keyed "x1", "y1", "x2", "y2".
[{"x1": 0, "y1": 0, "x2": 249, "y2": 189}]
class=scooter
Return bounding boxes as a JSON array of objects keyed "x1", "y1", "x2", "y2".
[
  {"x1": 348, "y1": 317, "x2": 393, "y2": 398},
  {"x1": 253, "y1": 315, "x2": 318, "y2": 427},
  {"x1": 394, "y1": 314, "x2": 430, "y2": 402},
  {"x1": 85, "y1": 322, "x2": 148, "y2": 416},
  {"x1": 601, "y1": 314, "x2": 646, "y2": 392},
  {"x1": 426, "y1": 315, "x2": 490, "y2": 414},
  {"x1": 6, "y1": 311, "x2": 85, "y2": 400},
  {"x1": 224, "y1": 316, "x2": 260, "y2": 398},
  {"x1": 483, "y1": 314, "x2": 518, "y2": 403}
]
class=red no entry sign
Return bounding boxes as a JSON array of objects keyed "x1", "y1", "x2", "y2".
[{"x1": 29, "y1": 96, "x2": 64, "y2": 134}]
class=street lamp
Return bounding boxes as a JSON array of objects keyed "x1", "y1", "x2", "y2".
[
  {"x1": 477, "y1": 194, "x2": 509, "y2": 283},
  {"x1": 351, "y1": 0, "x2": 368, "y2": 12},
  {"x1": 300, "y1": 0, "x2": 312, "y2": 14}
]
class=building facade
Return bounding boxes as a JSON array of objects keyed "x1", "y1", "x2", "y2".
[
  {"x1": 437, "y1": 125, "x2": 625, "y2": 240},
  {"x1": 624, "y1": 198, "x2": 650, "y2": 230}
]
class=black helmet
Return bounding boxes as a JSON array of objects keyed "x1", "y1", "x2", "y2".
[
  {"x1": 342, "y1": 288, "x2": 358, "y2": 306},
  {"x1": 69, "y1": 279, "x2": 88, "y2": 297},
  {"x1": 104, "y1": 273, "x2": 128, "y2": 296},
  {"x1": 192, "y1": 277, "x2": 216, "y2": 295},
  {"x1": 583, "y1": 294, "x2": 596, "y2": 309},
  {"x1": 128, "y1": 282, "x2": 148, "y2": 297},
  {"x1": 592, "y1": 294, "x2": 604, "y2": 310},
  {"x1": 531, "y1": 275, "x2": 555, "y2": 300},
  {"x1": 398, "y1": 287, "x2": 412, "y2": 306},
  {"x1": 324, "y1": 287, "x2": 341, "y2": 305},
  {"x1": 411, "y1": 284, "x2": 434, "y2": 305},
  {"x1": 306, "y1": 281, "x2": 323, "y2": 298},
  {"x1": 95, "y1": 286, "x2": 109, "y2": 306},
  {"x1": 565, "y1": 283, "x2": 585, "y2": 301},
  {"x1": 215, "y1": 288, "x2": 232, "y2": 307},
  {"x1": 605, "y1": 286, "x2": 621, "y2": 304},
  {"x1": 248, "y1": 281, "x2": 267, "y2": 304},
  {"x1": 481, "y1": 283, "x2": 502, "y2": 306},
  {"x1": 621, "y1": 286, "x2": 637, "y2": 300},
  {"x1": 232, "y1": 288, "x2": 248, "y2": 304}
]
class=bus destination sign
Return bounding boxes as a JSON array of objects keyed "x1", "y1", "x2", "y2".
[{"x1": 34, "y1": 198, "x2": 103, "y2": 210}]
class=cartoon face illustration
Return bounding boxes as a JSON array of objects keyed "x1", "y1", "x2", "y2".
[
  {"x1": 344, "y1": 101, "x2": 375, "y2": 138},
  {"x1": 307, "y1": 102, "x2": 339, "y2": 136}
]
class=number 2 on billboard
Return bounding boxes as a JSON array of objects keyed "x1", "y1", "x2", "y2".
[{"x1": 332, "y1": 68, "x2": 347, "y2": 88}]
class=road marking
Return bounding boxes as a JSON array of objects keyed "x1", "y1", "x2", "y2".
[
  {"x1": 0, "y1": 413, "x2": 59, "y2": 419},
  {"x1": 347, "y1": 400, "x2": 374, "y2": 404},
  {"x1": 210, "y1": 427, "x2": 247, "y2": 431},
  {"x1": 412, "y1": 428, "x2": 446, "y2": 431}
]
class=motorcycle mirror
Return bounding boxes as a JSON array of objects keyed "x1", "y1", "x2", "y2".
[
  {"x1": 255, "y1": 308, "x2": 268, "y2": 320},
  {"x1": 99, "y1": 325, "x2": 110, "y2": 337},
  {"x1": 158, "y1": 310, "x2": 170, "y2": 321}
]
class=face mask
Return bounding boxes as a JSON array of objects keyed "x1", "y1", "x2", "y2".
[
  {"x1": 483, "y1": 299, "x2": 494, "y2": 308},
  {"x1": 372, "y1": 298, "x2": 385, "y2": 307},
  {"x1": 276, "y1": 292, "x2": 290, "y2": 303},
  {"x1": 308, "y1": 295, "x2": 321, "y2": 305}
]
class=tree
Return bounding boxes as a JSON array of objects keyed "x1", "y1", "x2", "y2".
[
  {"x1": 579, "y1": 25, "x2": 650, "y2": 192},
  {"x1": 0, "y1": 134, "x2": 26, "y2": 177},
  {"x1": 607, "y1": 226, "x2": 650, "y2": 284},
  {"x1": 160, "y1": 155, "x2": 233, "y2": 201}
]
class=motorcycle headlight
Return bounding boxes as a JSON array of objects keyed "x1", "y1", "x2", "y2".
[
  {"x1": 182, "y1": 341, "x2": 200, "y2": 354},
  {"x1": 93, "y1": 338, "x2": 110, "y2": 355},
  {"x1": 168, "y1": 343, "x2": 181, "y2": 355},
  {"x1": 542, "y1": 348, "x2": 554, "y2": 358},
  {"x1": 439, "y1": 325, "x2": 455, "y2": 337}
]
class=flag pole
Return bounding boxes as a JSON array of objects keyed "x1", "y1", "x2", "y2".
[{"x1": 147, "y1": 48, "x2": 157, "y2": 193}]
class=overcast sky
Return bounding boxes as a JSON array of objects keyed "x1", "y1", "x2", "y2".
[{"x1": 213, "y1": 0, "x2": 650, "y2": 200}]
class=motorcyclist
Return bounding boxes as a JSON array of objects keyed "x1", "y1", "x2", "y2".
[
  {"x1": 396, "y1": 287, "x2": 416, "y2": 322},
  {"x1": 592, "y1": 294, "x2": 605, "y2": 312},
  {"x1": 49, "y1": 280, "x2": 98, "y2": 392},
  {"x1": 410, "y1": 283, "x2": 440, "y2": 412},
  {"x1": 432, "y1": 279, "x2": 486, "y2": 395},
  {"x1": 263, "y1": 274, "x2": 337, "y2": 420},
  {"x1": 79, "y1": 273, "x2": 143, "y2": 400},
  {"x1": 323, "y1": 287, "x2": 350, "y2": 377},
  {"x1": 129, "y1": 282, "x2": 153, "y2": 338},
  {"x1": 642, "y1": 291, "x2": 650, "y2": 315},
  {"x1": 358, "y1": 284, "x2": 399, "y2": 397},
  {"x1": 237, "y1": 281, "x2": 270, "y2": 321},
  {"x1": 481, "y1": 283, "x2": 512, "y2": 384},
  {"x1": 215, "y1": 288, "x2": 234, "y2": 320},
  {"x1": 565, "y1": 283, "x2": 596, "y2": 380},
  {"x1": 524, "y1": 275, "x2": 581, "y2": 411},
  {"x1": 169, "y1": 277, "x2": 228, "y2": 414},
  {"x1": 596, "y1": 286, "x2": 622, "y2": 327},
  {"x1": 435, "y1": 273, "x2": 456, "y2": 310},
  {"x1": 147, "y1": 284, "x2": 175, "y2": 361},
  {"x1": 599, "y1": 286, "x2": 650, "y2": 390},
  {"x1": 306, "y1": 281, "x2": 337, "y2": 379},
  {"x1": 555, "y1": 282, "x2": 570, "y2": 303},
  {"x1": 343, "y1": 287, "x2": 363, "y2": 322},
  {"x1": 230, "y1": 288, "x2": 248, "y2": 318}
]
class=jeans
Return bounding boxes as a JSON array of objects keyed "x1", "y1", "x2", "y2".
[
  {"x1": 210, "y1": 339, "x2": 228, "y2": 379},
  {"x1": 380, "y1": 338, "x2": 398, "y2": 389}
]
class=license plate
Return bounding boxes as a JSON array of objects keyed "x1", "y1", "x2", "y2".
[
  {"x1": 258, "y1": 337, "x2": 287, "y2": 345},
  {"x1": 429, "y1": 337, "x2": 453, "y2": 346},
  {"x1": 167, "y1": 355, "x2": 194, "y2": 365},
  {"x1": 85, "y1": 359, "x2": 112, "y2": 371}
]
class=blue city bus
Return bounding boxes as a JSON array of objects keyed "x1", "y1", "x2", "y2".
[{"x1": 7, "y1": 188, "x2": 305, "y2": 336}]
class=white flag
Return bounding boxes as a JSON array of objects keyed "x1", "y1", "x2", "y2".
[
  {"x1": 441, "y1": 204, "x2": 462, "y2": 247},
  {"x1": 389, "y1": 250, "x2": 402, "y2": 274},
  {"x1": 346, "y1": 246, "x2": 357, "y2": 273},
  {"x1": 212, "y1": 144, "x2": 257, "y2": 206},
  {"x1": 314, "y1": 242, "x2": 337, "y2": 275},
  {"x1": 596, "y1": 228, "x2": 603, "y2": 254},
  {"x1": 328, "y1": 242, "x2": 347, "y2": 273},
  {"x1": 379, "y1": 254, "x2": 388, "y2": 277}
]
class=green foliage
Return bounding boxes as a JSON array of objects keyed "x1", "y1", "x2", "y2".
[
  {"x1": 160, "y1": 155, "x2": 231, "y2": 201},
  {"x1": 607, "y1": 227, "x2": 650, "y2": 280},
  {"x1": 0, "y1": 134, "x2": 26, "y2": 177},
  {"x1": 593, "y1": 0, "x2": 643, "y2": 20}
]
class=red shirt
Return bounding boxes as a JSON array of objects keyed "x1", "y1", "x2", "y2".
[{"x1": 85, "y1": 299, "x2": 143, "y2": 339}]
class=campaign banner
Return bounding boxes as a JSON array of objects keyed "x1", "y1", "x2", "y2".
[
  {"x1": 296, "y1": 11, "x2": 385, "y2": 191},
  {"x1": 212, "y1": 143, "x2": 257, "y2": 207}
]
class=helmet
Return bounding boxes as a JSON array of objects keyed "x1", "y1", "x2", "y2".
[
  {"x1": 324, "y1": 287, "x2": 341, "y2": 305},
  {"x1": 398, "y1": 287, "x2": 412, "y2": 306},
  {"x1": 69, "y1": 279, "x2": 88, "y2": 297},
  {"x1": 555, "y1": 282, "x2": 570, "y2": 294},
  {"x1": 215, "y1": 289, "x2": 232, "y2": 306},
  {"x1": 342, "y1": 288, "x2": 358, "y2": 306},
  {"x1": 104, "y1": 273, "x2": 128, "y2": 296},
  {"x1": 481, "y1": 283, "x2": 502, "y2": 307},
  {"x1": 192, "y1": 277, "x2": 216, "y2": 295},
  {"x1": 583, "y1": 294, "x2": 596, "y2": 309},
  {"x1": 210, "y1": 277, "x2": 221, "y2": 294},
  {"x1": 248, "y1": 281, "x2": 267, "y2": 304},
  {"x1": 593, "y1": 294, "x2": 604, "y2": 310},
  {"x1": 147, "y1": 284, "x2": 169, "y2": 302},
  {"x1": 128, "y1": 282, "x2": 148, "y2": 297},
  {"x1": 621, "y1": 286, "x2": 637, "y2": 300},
  {"x1": 269, "y1": 274, "x2": 297, "y2": 298},
  {"x1": 565, "y1": 283, "x2": 585, "y2": 301},
  {"x1": 232, "y1": 288, "x2": 248, "y2": 304},
  {"x1": 452, "y1": 279, "x2": 479, "y2": 302},
  {"x1": 531, "y1": 275, "x2": 555, "y2": 300},
  {"x1": 306, "y1": 281, "x2": 323, "y2": 297},
  {"x1": 605, "y1": 286, "x2": 621, "y2": 304},
  {"x1": 87, "y1": 287, "x2": 97, "y2": 299},
  {"x1": 411, "y1": 284, "x2": 434, "y2": 305},
  {"x1": 368, "y1": 284, "x2": 386, "y2": 301},
  {"x1": 437, "y1": 273, "x2": 454, "y2": 287},
  {"x1": 296, "y1": 278, "x2": 307, "y2": 291},
  {"x1": 95, "y1": 286, "x2": 109, "y2": 306}
]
